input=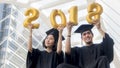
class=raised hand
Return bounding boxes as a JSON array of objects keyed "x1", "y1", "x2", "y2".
[
  {"x1": 27, "y1": 24, "x2": 34, "y2": 52},
  {"x1": 92, "y1": 19, "x2": 101, "y2": 29},
  {"x1": 56, "y1": 25, "x2": 65, "y2": 54},
  {"x1": 28, "y1": 24, "x2": 34, "y2": 30},
  {"x1": 92, "y1": 19, "x2": 105, "y2": 37},
  {"x1": 67, "y1": 22, "x2": 74, "y2": 32},
  {"x1": 57, "y1": 25, "x2": 65, "y2": 33}
]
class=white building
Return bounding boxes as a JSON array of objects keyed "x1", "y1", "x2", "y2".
[{"x1": 0, "y1": 3, "x2": 49, "y2": 68}]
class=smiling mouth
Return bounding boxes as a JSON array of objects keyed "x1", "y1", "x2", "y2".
[{"x1": 86, "y1": 37, "x2": 91, "y2": 40}]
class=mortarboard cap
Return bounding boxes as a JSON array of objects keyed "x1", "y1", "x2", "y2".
[
  {"x1": 46, "y1": 28, "x2": 65, "y2": 40},
  {"x1": 74, "y1": 24, "x2": 94, "y2": 34}
]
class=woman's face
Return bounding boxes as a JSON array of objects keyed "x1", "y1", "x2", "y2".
[{"x1": 45, "y1": 35, "x2": 55, "y2": 48}]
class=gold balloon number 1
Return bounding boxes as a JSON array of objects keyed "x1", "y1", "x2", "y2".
[
  {"x1": 50, "y1": 6, "x2": 78, "y2": 28},
  {"x1": 23, "y1": 8, "x2": 40, "y2": 29},
  {"x1": 69, "y1": 6, "x2": 78, "y2": 25}
]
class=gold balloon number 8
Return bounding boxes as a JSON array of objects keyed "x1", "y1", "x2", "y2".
[
  {"x1": 86, "y1": 3, "x2": 103, "y2": 24},
  {"x1": 23, "y1": 8, "x2": 40, "y2": 29}
]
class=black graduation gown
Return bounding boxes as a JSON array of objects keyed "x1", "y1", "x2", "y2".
[
  {"x1": 64, "y1": 33, "x2": 114, "y2": 68},
  {"x1": 26, "y1": 48, "x2": 64, "y2": 68}
]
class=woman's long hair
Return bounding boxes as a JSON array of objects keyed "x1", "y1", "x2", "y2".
[{"x1": 42, "y1": 35, "x2": 58, "y2": 51}]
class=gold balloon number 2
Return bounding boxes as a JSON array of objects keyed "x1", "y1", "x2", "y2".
[
  {"x1": 23, "y1": 8, "x2": 40, "y2": 29},
  {"x1": 86, "y1": 3, "x2": 103, "y2": 24}
]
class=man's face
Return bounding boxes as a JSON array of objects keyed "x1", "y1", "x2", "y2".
[{"x1": 81, "y1": 30, "x2": 93, "y2": 45}]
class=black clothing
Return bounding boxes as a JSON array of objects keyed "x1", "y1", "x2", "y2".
[
  {"x1": 65, "y1": 33, "x2": 114, "y2": 68},
  {"x1": 26, "y1": 49, "x2": 64, "y2": 68},
  {"x1": 57, "y1": 63, "x2": 79, "y2": 68}
]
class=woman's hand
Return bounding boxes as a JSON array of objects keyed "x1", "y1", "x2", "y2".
[
  {"x1": 27, "y1": 24, "x2": 34, "y2": 52},
  {"x1": 28, "y1": 24, "x2": 34, "y2": 30},
  {"x1": 56, "y1": 25, "x2": 64, "y2": 54},
  {"x1": 57, "y1": 25, "x2": 64, "y2": 33}
]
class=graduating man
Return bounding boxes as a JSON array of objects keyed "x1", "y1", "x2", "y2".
[{"x1": 57, "y1": 19, "x2": 114, "y2": 68}]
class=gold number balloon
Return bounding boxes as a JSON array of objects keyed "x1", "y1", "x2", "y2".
[
  {"x1": 86, "y1": 3, "x2": 103, "y2": 24},
  {"x1": 69, "y1": 6, "x2": 78, "y2": 25},
  {"x1": 23, "y1": 8, "x2": 40, "y2": 29},
  {"x1": 50, "y1": 9, "x2": 66, "y2": 28}
]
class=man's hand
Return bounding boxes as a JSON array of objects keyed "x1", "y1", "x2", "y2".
[
  {"x1": 67, "y1": 22, "x2": 74, "y2": 32},
  {"x1": 92, "y1": 19, "x2": 105, "y2": 37},
  {"x1": 92, "y1": 19, "x2": 101, "y2": 29}
]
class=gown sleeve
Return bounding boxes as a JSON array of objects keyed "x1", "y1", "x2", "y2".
[
  {"x1": 65, "y1": 47, "x2": 79, "y2": 66},
  {"x1": 56, "y1": 51, "x2": 64, "y2": 64},
  {"x1": 101, "y1": 33, "x2": 114, "y2": 62},
  {"x1": 26, "y1": 48, "x2": 40, "y2": 68},
  {"x1": 52, "y1": 51, "x2": 64, "y2": 68}
]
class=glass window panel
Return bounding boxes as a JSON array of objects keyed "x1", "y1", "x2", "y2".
[
  {"x1": 21, "y1": 63, "x2": 26, "y2": 68},
  {"x1": 32, "y1": 38, "x2": 39, "y2": 47},
  {"x1": 0, "y1": 40, "x2": 7, "y2": 48},
  {"x1": 9, "y1": 55, "x2": 25, "y2": 67},
  {"x1": 5, "y1": 63, "x2": 16, "y2": 68},
  {"x1": 0, "y1": 17, "x2": 10, "y2": 29},
  {"x1": 3, "y1": 29, "x2": 9, "y2": 36},
  {"x1": 10, "y1": 19, "x2": 17, "y2": 28},
  {"x1": 34, "y1": 34, "x2": 43, "y2": 42},
  {"x1": 6, "y1": 50, "x2": 13, "y2": 59},
  {"x1": 10, "y1": 32, "x2": 17, "y2": 40},
  {"x1": 22, "y1": 42, "x2": 27, "y2": 49},
  {"x1": 12, "y1": 11, "x2": 18, "y2": 18},
  {"x1": 16, "y1": 48, "x2": 27, "y2": 60},
  {"x1": 38, "y1": 44, "x2": 44, "y2": 51},
  {"x1": 0, "y1": 51, "x2": 6, "y2": 59},
  {"x1": 17, "y1": 36, "x2": 26, "y2": 45},
  {"x1": 0, "y1": 4, "x2": 11, "y2": 20},
  {"x1": 8, "y1": 40, "x2": 18, "y2": 52}
]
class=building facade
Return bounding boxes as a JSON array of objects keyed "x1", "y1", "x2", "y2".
[{"x1": 0, "y1": 3, "x2": 46, "y2": 68}]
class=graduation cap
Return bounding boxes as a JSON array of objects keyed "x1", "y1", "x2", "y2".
[
  {"x1": 46, "y1": 28, "x2": 65, "y2": 41},
  {"x1": 74, "y1": 24, "x2": 94, "y2": 34}
]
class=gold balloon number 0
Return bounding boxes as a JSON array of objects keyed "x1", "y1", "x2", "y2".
[
  {"x1": 50, "y1": 10, "x2": 66, "y2": 29},
  {"x1": 50, "y1": 6, "x2": 78, "y2": 28},
  {"x1": 86, "y1": 3, "x2": 103, "y2": 24},
  {"x1": 23, "y1": 8, "x2": 40, "y2": 29}
]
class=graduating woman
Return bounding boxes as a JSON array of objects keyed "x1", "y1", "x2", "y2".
[{"x1": 26, "y1": 24, "x2": 65, "y2": 68}]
